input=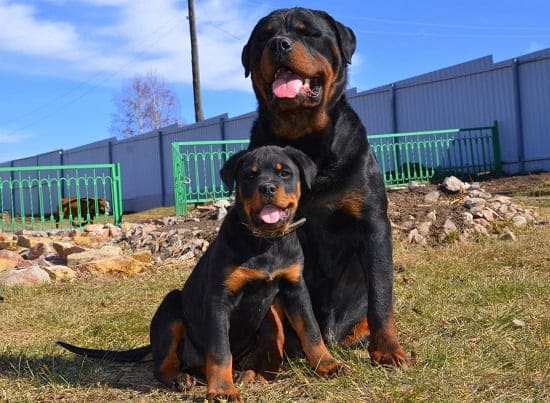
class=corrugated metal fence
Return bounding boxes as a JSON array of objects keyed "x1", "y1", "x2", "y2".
[{"x1": 2, "y1": 49, "x2": 548, "y2": 213}]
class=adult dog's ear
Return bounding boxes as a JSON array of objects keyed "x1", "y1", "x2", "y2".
[
  {"x1": 319, "y1": 11, "x2": 356, "y2": 64},
  {"x1": 283, "y1": 146, "x2": 317, "y2": 190},
  {"x1": 220, "y1": 150, "x2": 248, "y2": 194}
]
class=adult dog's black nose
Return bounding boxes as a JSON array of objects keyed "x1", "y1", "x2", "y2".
[
  {"x1": 259, "y1": 183, "x2": 277, "y2": 196},
  {"x1": 269, "y1": 37, "x2": 293, "y2": 57}
]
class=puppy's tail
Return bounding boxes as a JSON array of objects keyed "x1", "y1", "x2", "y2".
[{"x1": 57, "y1": 341, "x2": 153, "y2": 362}]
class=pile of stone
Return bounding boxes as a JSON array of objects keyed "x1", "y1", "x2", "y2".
[
  {"x1": 0, "y1": 202, "x2": 229, "y2": 288},
  {"x1": 400, "y1": 176, "x2": 537, "y2": 245}
]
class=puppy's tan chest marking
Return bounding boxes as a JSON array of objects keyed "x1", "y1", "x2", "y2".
[{"x1": 224, "y1": 263, "x2": 302, "y2": 293}]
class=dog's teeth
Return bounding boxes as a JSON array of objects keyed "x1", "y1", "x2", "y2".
[{"x1": 304, "y1": 78, "x2": 311, "y2": 88}]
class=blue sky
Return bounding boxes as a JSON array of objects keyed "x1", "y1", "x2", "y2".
[{"x1": 1, "y1": 0, "x2": 549, "y2": 163}]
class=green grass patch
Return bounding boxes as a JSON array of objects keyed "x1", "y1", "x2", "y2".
[{"x1": 1, "y1": 218, "x2": 549, "y2": 401}]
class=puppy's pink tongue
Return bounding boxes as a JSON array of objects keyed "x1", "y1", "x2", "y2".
[{"x1": 258, "y1": 205, "x2": 283, "y2": 224}]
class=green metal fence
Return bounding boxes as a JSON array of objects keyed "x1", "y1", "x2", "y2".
[
  {"x1": 370, "y1": 121, "x2": 502, "y2": 186},
  {"x1": 0, "y1": 163, "x2": 123, "y2": 232},
  {"x1": 172, "y1": 122, "x2": 501, "y2": 214},
  {"x1": 172, "y1": 140, "x2": 249, "y2": 214}
]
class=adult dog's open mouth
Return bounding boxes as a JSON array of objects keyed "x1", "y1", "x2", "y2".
[{"x1": 271, "y1": 67, "x2": 322, "y2": 101}]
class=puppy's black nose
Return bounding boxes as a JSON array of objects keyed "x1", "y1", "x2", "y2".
[
  {"x1": 259, "y1": 183, "x2": 277, "y2": 196},
  {"x1": 269, "y1": 37, "x2": 293, "y2": 56}
]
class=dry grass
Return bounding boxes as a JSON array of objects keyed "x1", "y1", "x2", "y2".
[{"x1": 1, "y1": 200, "x2": 549, "y2": 402}]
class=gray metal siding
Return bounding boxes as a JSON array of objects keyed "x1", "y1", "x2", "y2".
[
  {"x1": 349, "y1": 88, "x2": 393, "y2": 134},
  {"x1": 63, "y1": 142, "x2": 111, "y2": 165},
  {"x1": 224, "y1": 112, "x2": 256, "y2": 140},
  {"x1": 519, "y1": 58, "x2": 550, "y2": 169},
  {"x1": 2, "y1": 48, "x2": 549, "y2": 212},
  {"x1": 394, "y1": 67, "x2": 520, "y2": 168},
  {"x1": 112, "y1": 134, "x2": 162, "y2": 212}
]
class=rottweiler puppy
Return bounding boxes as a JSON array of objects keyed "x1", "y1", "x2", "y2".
[
  {"x1": 58, "y1": 146, "x2": 342, "y2": 402},
  {"x1": 241, "y1": 8, "x2": 409, "y2": 367}
]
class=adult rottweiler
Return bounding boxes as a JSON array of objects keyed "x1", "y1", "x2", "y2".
[
  {"x1": 241, "y1": 7, "x2": 409, "y2": 368},
  {"x1": 58, "y1": 146, "x2": 342, "y2": 401}
]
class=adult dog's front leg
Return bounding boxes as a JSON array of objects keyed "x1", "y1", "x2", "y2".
[{"x1": 361, "y1": 211, "x2": 409, "y2": 369}]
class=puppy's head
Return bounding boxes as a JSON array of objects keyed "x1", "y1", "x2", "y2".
[
  {"x1": 221, "y1": 146, "x2": 316, "y2": 235},
  {"x1": 241, "y1": 7, "x2": 355, "y2": 137}
]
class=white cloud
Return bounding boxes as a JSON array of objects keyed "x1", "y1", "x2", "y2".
[
  {"x1": 0, "y1": 0, "x2": 266, "y2": 91},
  {"x1": 347, "y1": 52, "x2": 364, "y2": 89},
  {"x1": 0, "y1": 132, "x2": 32, "y2": 163},
  {"x1": 0, "y1": 130, "x2": 30, "y2": 144},
  {"x1": 0, "y1": 1, "x2": 85, "y2": 60}
]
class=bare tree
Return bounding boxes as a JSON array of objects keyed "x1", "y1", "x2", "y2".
[{"x1": 110, "y1": 72, "x2": 180, "y2": 138}]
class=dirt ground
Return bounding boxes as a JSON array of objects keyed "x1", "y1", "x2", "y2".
[{"x1": 143, "y1": 172, "x2": 550, "y2": 245}]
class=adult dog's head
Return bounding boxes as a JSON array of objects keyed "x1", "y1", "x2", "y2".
[
  {"x1": 221, "y1": 146, "x2": 316, "y2": 236},
  {"x1": 242, "y1": 7, "x2": 356, "y2": 138}
]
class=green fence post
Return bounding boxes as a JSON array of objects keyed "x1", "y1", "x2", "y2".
[
  {"x1": 114, "y1": 163, "x2": 123, "y2": 225},
  {"x1": 492, "y1": 120, "x2": 502, "y2": 175}
]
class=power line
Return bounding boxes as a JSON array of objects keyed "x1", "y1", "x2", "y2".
[
  {"x1": 339, "y1": 15, "x2": 550, "y2": 32},
  {"x1": 354, "y1": 28, "x2": 550, "y2": 39},
  {"x1": 203, "y1": 21, "x2": 245, "y2": 41},
  {"x1": 3, "y1": 14, "x2": 184, "y2": 135}
]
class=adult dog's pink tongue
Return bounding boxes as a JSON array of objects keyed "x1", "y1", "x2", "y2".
[
  {"x1": 272, "y1": 71, "x2": 303, "y2": 98},
  {"x1": 258, "y1": 205, "x2": 283, "y2": 224}
]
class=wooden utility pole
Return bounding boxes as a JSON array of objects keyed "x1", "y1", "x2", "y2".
[{"x1": 187, "y1": 0, "x2": 204, "y2": 122}]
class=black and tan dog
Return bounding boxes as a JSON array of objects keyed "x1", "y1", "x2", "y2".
[
  {"x1": 54, "y1": 197, "x2": 110, "y2": 227},
  {"x1": 241, "y1": 8, "x2": 409, "y2": 367},
  {"x1": 58, "y1": 146, "x2": 342, "y2": 401}
]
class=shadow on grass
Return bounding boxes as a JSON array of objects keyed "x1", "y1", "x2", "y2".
[{"x1": 0, "y1": 352, "x2": 205, "y2": 401}]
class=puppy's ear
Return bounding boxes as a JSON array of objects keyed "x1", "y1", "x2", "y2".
[
  {"x1": 283, "y1": 146, "x2": 317, "y2": 190},
  {"x1": 320, "y1": 12, "x2": 356, "y2": 64},
  {"x1": 220, "y1": 150, "x2": 248, "y2": 194},
  {"x1": 241, "y1": 43, "x2": 251, "y2": 78}
]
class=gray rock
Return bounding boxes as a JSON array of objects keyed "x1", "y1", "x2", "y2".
[
  {"x1": 481, "y1": 209, "x2": 495, "y2": 222},
  {"x1": 489, "y1": 195, "x2": 512, "y2": 205},
  {"x1": 473, "y1": 223, "x2": 489, "y2": 235},
  {"x1": 442, "y1": 176, "x2": 467, "y2": 192},
  {"x1": 462, "y1": 212, "x2": 474, "y2": 224},
  {"x1": 417, "y1": 221, "x2": 432, "y2": 237},
  {"x1": 469, "y1": 182, "x2": 481, "y2": 190},
  {"x1": 470, "y1": 206, "x2": 485, "y2": 218},
  {"x1": 66, "y1": 246, "x2": 123, "y2": 268},
  {"x1": 83, "y1": 223, "x2": 105, "y2": 233},
  {"x1": 499, "y1": 232, "x2": 517, "y2": 241},
  {"x1": 512, "y1": 215, "x2": 528, "y2": 228},
  {"x1": 213, "y1": 200, "x2": 231, "y2": 209},
  {"x1": 0, "y1": 266, "x2": 51, "y2": 287},
  {"x1": 407, "y1": 228, "x2": 427, "y2": 245},
  {"x1": 464, "y1": 197, "x2": 487, "y2": 208},
  {"x1": 424, "y1": 191, "x2": 441, "y2": 204},
  {"x1": 426, "y1": 211, "x2": 437, "y2": 223},
  {"x1": 443, "y1": 219, "x2": 458, "y2": 235}
]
